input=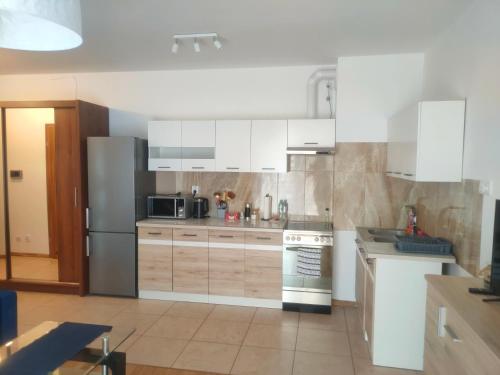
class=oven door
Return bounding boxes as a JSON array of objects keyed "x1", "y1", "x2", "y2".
[{"x1": 283, "y1": 244, "x2": 332, "y2": 293}]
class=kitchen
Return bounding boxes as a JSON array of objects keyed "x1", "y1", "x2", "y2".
[{"x1": 0, "y1": 1, "x2": 499, "y2": 375}]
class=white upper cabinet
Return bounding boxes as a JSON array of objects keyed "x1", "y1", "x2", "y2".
[
  {"x1": 148, "y1": 121, "x2": 182, "y2": 171},
  {"x1": 251, "y1": 120, "x2": 287, "y2": 173},
  {"x1": 287, "y1": 119, "x2": 335, "y2": 149},
  {"x1": 215, "y1": 120, "x2": 251, "y2": 172},
  {"x1": 387, "y1": 100, "x2": 465, "y2": 182},
  {"x1": 181, "y1": 120, "x2": 216, "y2": 171}
]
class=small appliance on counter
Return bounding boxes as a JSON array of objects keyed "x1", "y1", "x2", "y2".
[
  {"x1": 147, "y1": 194, "x2": 193, "y2": 219},
  {"x1": 193, "y1": 197, "x2": 209, "y2": 218}
]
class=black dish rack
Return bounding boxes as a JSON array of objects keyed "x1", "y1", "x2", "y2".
[{"x1": 395, "y1": 235, "x2": 453, "y2": 255}]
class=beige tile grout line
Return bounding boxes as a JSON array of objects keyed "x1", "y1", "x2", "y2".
[
  {"x1": 291, "y1": 312, "x2": 302, "y2": 375},
  {"x1": 227, "y1": 307, "x2": 257, "y2": 374},
  {"x1": 167, "y1": 301, "x2": 216, "y2": 370},
  {"x1": 344, "y1": 307, "x2": 359, "y2": 375}
]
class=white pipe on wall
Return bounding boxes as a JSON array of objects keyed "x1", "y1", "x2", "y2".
[{"x1": 306, "y1": 67, "x2": 336, "y2": 118}]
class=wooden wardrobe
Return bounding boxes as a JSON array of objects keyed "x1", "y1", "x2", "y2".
[{"x1": 0, "y1": 100, "x2": 109, "y2": 295}]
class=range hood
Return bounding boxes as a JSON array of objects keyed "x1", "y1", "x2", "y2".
[{"x1": 286, "y1": 147, "x2": 334, "y2": 155}]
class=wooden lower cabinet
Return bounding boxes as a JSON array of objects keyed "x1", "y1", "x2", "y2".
[
  {"x1": 424, "y1": 283, "x2": 500, "y2": 375},
  {"x1": 173, "y1": 246, "x2": 208, "y2": 294},
  {"x1": 138, "y1": 244, "x2": 172, "y2": 291},
  {"x1": 244, "y1": 250, "x2": 282, "y2": 299},
  {"x1": 209, "y1": 248, "x2": 244, "y2": 296}
]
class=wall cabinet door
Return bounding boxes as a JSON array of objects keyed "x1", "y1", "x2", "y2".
[
  {"x1": 148, "y1": 121, "x2": 182, "y2": 171},
  {"x1": 181, "y1": 120, "x2": 216, "y2": 171},
  {"x1": 387, "y1": 101, "x2": 465, "y2": 182},
  {"x1": 287, "y1": 119, "x2": 335, "y2": 148},
  {"x1": 215, "y1": 120, "x2": 251, "y2": 172},
  {"x1": 250, "y1": 120, "x2": 287, "y2": 173}
]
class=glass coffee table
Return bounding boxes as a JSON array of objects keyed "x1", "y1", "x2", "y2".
[{"x1": 0, "y1": 321, "x2": 134, "y2": 374}]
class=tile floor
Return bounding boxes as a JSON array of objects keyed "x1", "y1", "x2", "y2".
[{"x1": 16, "y1": 292, "x2": 422, "y2": 375}]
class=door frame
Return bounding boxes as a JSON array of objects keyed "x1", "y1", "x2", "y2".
[
  {"x1": 45, "y1": 123, "x2": 57, "y2": 259},
  {"x1": 0, "y1": 101, "x2": 82, "y2": 295}
]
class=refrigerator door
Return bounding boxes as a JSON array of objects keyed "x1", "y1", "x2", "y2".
[
  {"x1": 89, "y1": 232, "x2": 136, "y2": 297},
  {"x1": 88, "y1": 137, "x2": 136, "y2": 233}
]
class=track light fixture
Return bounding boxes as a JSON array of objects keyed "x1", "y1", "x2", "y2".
[
  {"x1": 171, "y1": 33, "x2": 222, "y2": 54},
  {"x1": 171, "y1": 39, "x2": 179, "y2": 54},
  {"x1": 193, "y1": 38, "x2": 200, "y2": 53}
]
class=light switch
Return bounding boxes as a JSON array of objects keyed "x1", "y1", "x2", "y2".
[{"x1": 479, "y1": 180, "x2": 493, "y2": 196}]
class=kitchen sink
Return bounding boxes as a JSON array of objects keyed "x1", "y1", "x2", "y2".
[
  {"x1": 372, "y1": 236, "x2": 397, "y2": 243},
  {"x1": 368, "y1": 229, "x2": 406, "y2": 237}
]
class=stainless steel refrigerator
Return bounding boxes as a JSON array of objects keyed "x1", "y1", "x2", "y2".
[{"x1": 87, "y1": 137, "x2": 155, "y2": 297}]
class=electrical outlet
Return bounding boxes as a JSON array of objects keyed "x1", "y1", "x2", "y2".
[
  {"x1": 25, "y1": 235, "x2": 31, "y2": 242},
  {"x1": 192, "y1": 185, "x2": 200, "y2": 195},
  {"x1": 15, "y1": 236, "x2": 21, "y2": 242}
]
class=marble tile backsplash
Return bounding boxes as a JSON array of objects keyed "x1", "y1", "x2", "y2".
[{"x1": 156, "y1": 155, "x2": 334, "y2": 222}]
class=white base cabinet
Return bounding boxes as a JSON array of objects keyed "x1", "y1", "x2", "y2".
[
  {"x1": 387, "y1": 100, "x2": 465, "y2": 182},
  {"x1": 355, "y1": 239, "x2": 445, "y2": 371}
]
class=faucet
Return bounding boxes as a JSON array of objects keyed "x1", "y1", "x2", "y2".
[{"x1": 404, "y1": 205, "x2": 417, "y2": 235}]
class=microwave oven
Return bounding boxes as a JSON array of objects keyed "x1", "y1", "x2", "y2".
[{"x1": 147, "y1": 195, "x2": 193, "y2": 219}]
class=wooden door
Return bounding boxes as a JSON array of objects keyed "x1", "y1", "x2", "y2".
[
  {"x1": 45, "y1": 124, "x2": 57, "y2": 259},
  {"x1": 54, "y1": 108, "x2": 79, "y2": 282}
]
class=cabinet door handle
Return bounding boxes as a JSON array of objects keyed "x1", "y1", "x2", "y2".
[
  {"x1": 147, "y1": 232, "x2": 162, "y2": 235},
  {"x1": 404, "y1": 173, "x2": 415, "y2": 177},
  {"x1": 226, "y1": 167, "x2": 240, "y2": 170},
  {"x1": 192, "y1": 166, "x2": 205, "y2": 170},
  {"x1": 85, "y1": 208, "x2": 90, "y2": 229},
  {"x1": 158, "y1": 166, "x2": 171, "y2": 169},
  {"x1": 74, "y1": 187, "x2": 78, "y2": 207},
  {"x1": 86, "y1": 235, "x2": 91, "y2": 257},
  {"x1": 394, "y1": 172, "x2": 402, "y2": 175},
  {"x1": 444, "y1": 325, "x2": 462, "y2": 343},
  {"x1": 304, "y1": 142, "x2": 319, "y2": 145},
  {"x1": 182, "y1": 233, "x2": 198, "y2": 237},
  {"x1": 219, "y1": 235, "x2": 234, "y2": 238},
  {"x1": 385, "y1": 171, "x2": 393, "y2": 174},
  {"x1": 261, "y1": 167, "x2": 275, "y2": 171},
  {"x1": 256, "y1": 236, "x2": 272, "y2": 240}
]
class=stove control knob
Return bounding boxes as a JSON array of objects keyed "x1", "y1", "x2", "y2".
[
  {"x1": 314, "y1": 237, "x2": 319, "y2": 242},
  {"x1": 285, "y1": 236, "x2": 291, "y2": 241},
  {"x1": 291, "y1": 236, "x2": 296, "y2": 241},
  {"x1": 297, "y1": 236, "x2": 301, "y2": 241}
]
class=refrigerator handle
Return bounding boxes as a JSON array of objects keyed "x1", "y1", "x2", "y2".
[
  {"x1": 86, "y1": 208, "x2": 91, "y2": 230},
  {"x1": 86, "y1": 235, "x2": 91, "y2": 257}
]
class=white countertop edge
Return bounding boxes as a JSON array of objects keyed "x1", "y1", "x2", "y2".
[{"x1": 365, "y1": 251, "x2": 456, "y2": 263}]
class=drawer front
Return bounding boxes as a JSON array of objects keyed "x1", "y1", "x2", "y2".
[
  {"x1": 209, "y1": 247, "x2": 245, "y2": 296},
  {"x1": 173, "y1": 246, "x2": 208, "y2": 294},
  {"x1": 173, "y1": 228, "x2": 209, "y2": 242},
  {"x1": 244, "y1": 266, "x2": 282, "y2": 299},
  {"x1": 245, "y1": 231, "x2": 283, "y2": 247},
  {"x1": 245, "y1": 249, "x2": 282, "y2": 268},
  {"x1": 209, "y1": 230, "x2": 245, "y2": 244},
  {"x1": 424, "y1": 287, "x2": 500, "y2": 375},
  {"x1": 138, "y1": 244, "x2": 172, "y2": 291},
  {"x1": 138, "y1": 227, "x2": 173, "y2": 241}
]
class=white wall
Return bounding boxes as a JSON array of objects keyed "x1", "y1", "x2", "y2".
[
  {"x1": 336, "y1": 53, "x2": 424, "y2": 142},
  {"x1": 6, "y1": 108, "x2": 54, "y2": 255},
  {"x1": 0, "y1": 65, "x2": 336, "y2": 138},
  {"x1": 422, "y1": 0, "x2": 500, "y2": 269}
]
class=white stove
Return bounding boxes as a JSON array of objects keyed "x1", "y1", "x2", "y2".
[{"x1": 282, "y1": 221, "x2": 333, "y2": 314}]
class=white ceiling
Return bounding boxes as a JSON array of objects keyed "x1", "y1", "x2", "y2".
[{"x1": 0, "y1": 0, "x2": 472, "y2": 74}]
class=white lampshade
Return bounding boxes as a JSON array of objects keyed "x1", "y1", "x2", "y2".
[{"x1": 0, "y1": 0, "x2": 82, "y2": 51}]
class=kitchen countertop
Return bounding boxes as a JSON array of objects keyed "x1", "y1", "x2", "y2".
[
  {"x1": 356, "y1": 227, "x2": 456, "y2": 263},
  {"x1": 137, "y1": 217, "x2": 286, "y2": 233}
]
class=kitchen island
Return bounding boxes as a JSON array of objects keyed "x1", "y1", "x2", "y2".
[{"x1": 136, "y1": 218, "x2": 286, "y2": 308}]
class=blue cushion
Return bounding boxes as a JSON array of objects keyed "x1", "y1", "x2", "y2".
[{"x1": 0, "y1": 291, "x2": 17, "y2": 345}]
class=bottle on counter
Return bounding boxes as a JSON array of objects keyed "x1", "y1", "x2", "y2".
[
  {"x1": 244, "y1": 203, "x2": 251, "y2": 221},
  {"x1": 324, "y1": 208, "x2": 330, "y2": 224}
]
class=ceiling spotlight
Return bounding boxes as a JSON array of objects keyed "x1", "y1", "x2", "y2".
[
  {"x1": 213, "y1": 37, "x2": 222, "y2": 50},
  {"x1": 171, "y1": 39, "x2": 179, "y2": 54},
  {"x1": 193, "y1": 39, "x2": 200, "y2": 53}
]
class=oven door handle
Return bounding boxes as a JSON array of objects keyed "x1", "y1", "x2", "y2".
[{"x1": 284, "y1": 245, "x2": 330, "y2": 251}]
